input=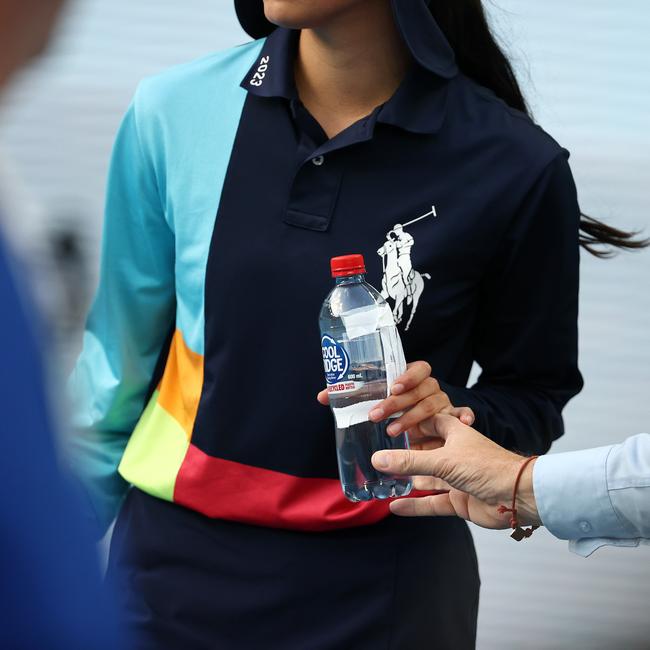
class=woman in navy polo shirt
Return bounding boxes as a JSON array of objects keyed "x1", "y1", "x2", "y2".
[{"x1": 69, "y1": 1, "x2": 646, "y2": 648}]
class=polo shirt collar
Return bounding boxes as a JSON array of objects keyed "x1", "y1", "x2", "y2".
[
  {"x1": 241, "y1": 0, "x2": 457, "y2": 135},
  {"x1": 389, "y1": 0, "x2": 457, "y2": 79},
  {"x1": 241, "y1": 27, "x2": 298, "y2": 100},
  {"x1": 376, "y1": 64, "x2": 450, "y2": 135}
]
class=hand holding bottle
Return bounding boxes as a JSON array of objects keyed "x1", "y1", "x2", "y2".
[{"x1": 317, "y1": 360, "x2": 475, "y2": 448}]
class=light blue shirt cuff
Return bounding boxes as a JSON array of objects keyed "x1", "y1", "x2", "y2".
[
  {"x1": 569, "y1": 537, "x2": 650, "y2": 558},
  {"x1": 533, "y1": 444, "x2": 623, "y2": 541}
]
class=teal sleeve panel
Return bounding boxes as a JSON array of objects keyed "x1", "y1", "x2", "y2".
[
  {"x1": 137, "y1": 41, "x2": 265, "y2": 355},
  {"x1": 67, "y1": 90, "x2": 176, "y2": 535}
]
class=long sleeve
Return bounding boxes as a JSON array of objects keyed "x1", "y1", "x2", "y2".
[
  {"x1": 67, "y1": 89, "x2": 175, "y2": 536},
  {"x1": 533, "y1": 433, "x2": 650, "y2": 557},
  {"x1": 441, "y1": 153, "x2": 583, "y2": 454}
]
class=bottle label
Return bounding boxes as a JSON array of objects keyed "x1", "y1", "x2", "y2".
[
  {"x1": 321, "y1": 335, "x2": 352, "y2": 388},
  {"x1": 327, "y1": 380, "x2": 366, "y2": 395}
]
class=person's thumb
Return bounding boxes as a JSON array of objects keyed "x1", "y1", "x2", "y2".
[
  {"x1": 444, "y1": 406, "x2": 475, "y2": 426},
  {"x1": 430, "y1": 412, "x2": 469, "y2": 441},
  {"x1": 372, "y1": 448, "x2": 444, "y2": 478}
]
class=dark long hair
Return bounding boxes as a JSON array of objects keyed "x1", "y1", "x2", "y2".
[{"x1": 429, "y1": 1, "x2": 649, "y2": 257}]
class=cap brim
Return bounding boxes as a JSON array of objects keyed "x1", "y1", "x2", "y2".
[{"x1": 234, "y1": 0, "x2": 276, "y2": 39}]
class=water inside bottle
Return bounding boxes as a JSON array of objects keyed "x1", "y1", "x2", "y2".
[{"x1": 327, "y1": 329, "x2": 413, "y2": 502}]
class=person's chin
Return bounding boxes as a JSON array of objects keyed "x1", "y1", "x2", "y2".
[{"x1": 263, "y1": 0, "x2": 329, "y2": 31}]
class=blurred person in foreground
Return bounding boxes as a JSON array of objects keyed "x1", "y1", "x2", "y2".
[
  {"x1": 373, "y1": 415, "x2": 650, "y2": 557},
  {"x1": 0, "y1": 0, "x2": 125, "y2": 647}
]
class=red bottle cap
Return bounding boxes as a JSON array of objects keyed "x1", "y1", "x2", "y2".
[{"x1": 330, "y1": 254, "x2": 366, "y2": 278}]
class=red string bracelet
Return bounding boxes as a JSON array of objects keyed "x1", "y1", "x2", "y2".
[{"x1": 497, "y1": 455, "x2": 540, "y2": 542}]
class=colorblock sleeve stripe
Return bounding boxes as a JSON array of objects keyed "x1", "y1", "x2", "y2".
[
  {"x1": 156, "y1": 329, "x2": 203, "y2": 439},
  {"x1": 118, "y1": 390, "x2": 190, "y2": 503},
  {"x1": 173, "y1": 444, "x2": 393, "y2": 532},
  {"x1": 119, "y1": 329, "x2": 202, "y2": 500}
]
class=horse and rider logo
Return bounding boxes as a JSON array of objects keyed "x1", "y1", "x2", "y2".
[{"x1": 377, "y1": 205, "x2": 436, "y2": 331}]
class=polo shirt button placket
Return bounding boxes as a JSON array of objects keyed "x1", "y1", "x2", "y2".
[{"x1": 284, "y1": 153, "x2": 341, "y2": 232}]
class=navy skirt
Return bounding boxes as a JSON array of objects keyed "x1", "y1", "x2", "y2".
[{"x1": 107, "y1": 488, "x2": 480, "y2": 649}]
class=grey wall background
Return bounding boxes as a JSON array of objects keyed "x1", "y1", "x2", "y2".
[{"x1": 0, "y1": 1, "x2": 648, "y2": 648}]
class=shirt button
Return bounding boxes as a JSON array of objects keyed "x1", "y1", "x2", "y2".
[
  {"x1": 312, "y1": 155, "x2": 325, "y2": 166},
  {"x1": 579, "y1": 521, "x2": 592, "y2": 533}
]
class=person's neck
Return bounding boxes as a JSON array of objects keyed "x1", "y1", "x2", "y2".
[{"x1": 294, "y1": 1, "x2": 410, "y2": 139}]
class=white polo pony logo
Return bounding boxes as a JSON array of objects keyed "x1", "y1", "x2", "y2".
[{"x1": 377, "y1": 206, "x2": 436, "y2": 331}]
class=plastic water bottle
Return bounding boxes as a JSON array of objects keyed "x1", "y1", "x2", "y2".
[{"x1": 319, "y1": 254, "x2": 413, "y2": 502}]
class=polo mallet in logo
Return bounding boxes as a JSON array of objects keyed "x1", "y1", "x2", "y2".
[
  {"x1": 378, "y1": 206, "x2": 436, "y2": 331},
  {"x1": 402, "y1": 204, "x2": 437, "y2": 228}
]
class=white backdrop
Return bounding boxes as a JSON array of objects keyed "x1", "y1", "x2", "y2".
[{"x1": 1, "y1": 1, "x2": 648, "y2": 648}]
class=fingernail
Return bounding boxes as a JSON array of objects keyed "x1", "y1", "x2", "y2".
[
  {"x1": 373, "y1": 451, "x2": 390, "y2": 469},
  {"x1": 387, "y1": 422, "x2": 401, "y2": 436},
  {"x1": 392, "y1": 383, "x2": 405, "y2": 395},
  {"x1": 369, "y1": 408, "x2": 384, "y2": 421}
]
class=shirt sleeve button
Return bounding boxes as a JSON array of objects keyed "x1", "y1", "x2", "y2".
[
  {"x1": 312, "y1": 155, "x2": 325, "y2": 166},
  {"x1": 579, "y1": 521, "x2": 592, "y2": 533}
]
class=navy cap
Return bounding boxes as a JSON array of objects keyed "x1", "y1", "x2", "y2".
[{"x1": 234, "y1": 0, "x2": 457, "y2": 79}]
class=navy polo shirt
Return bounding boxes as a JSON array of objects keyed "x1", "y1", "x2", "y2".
[{"x1": 71, "y1": 5, "x2": 583, "y2": 532}]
